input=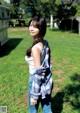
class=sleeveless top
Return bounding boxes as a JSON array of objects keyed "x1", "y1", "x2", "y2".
[
  {"x1": 25, "y1": 41, "x2": 53, "y2": 99},
  {"x1": 25, "y1": 44, "x2": 46, "y2": 74}
]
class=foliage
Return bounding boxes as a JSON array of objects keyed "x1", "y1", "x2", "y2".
[
  {"x1": 55, "y1": 0, "x2": 61, "y2": 5},
  {"x1": 54, "y1": 4, "x2": 77, "y2": 20},
  {"x1": 1, "y1": 0, "x2": 80, "y2": 20},
  {"x1": 10, "y1": 0, "x2": 21, "y2": 18},
  {"x1": 74, "y1": 4, "x2": 80, "y2": 17},
  {"x1": 0, "y1": 0, "x2": 10, "y2": 7},
  {"x1": 19, "y1": 0, "x2": 51, "y2": 17}
]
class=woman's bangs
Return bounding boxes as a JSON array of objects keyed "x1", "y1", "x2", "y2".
[{"x1": 32, "y1": 20, "x2": 40, "y2": 28}]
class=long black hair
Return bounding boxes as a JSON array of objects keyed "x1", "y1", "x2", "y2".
[{"x1": 26, "y1": 16, "x2": 47, "y2": 57}]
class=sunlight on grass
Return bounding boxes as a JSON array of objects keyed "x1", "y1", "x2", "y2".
[{"x1": 0, "y1": 27, "x2": 80, "y2": 113}]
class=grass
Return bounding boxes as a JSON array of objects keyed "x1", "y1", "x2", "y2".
[{"x1": 0, "y1": 27, "x2": 80, "y2": 113}]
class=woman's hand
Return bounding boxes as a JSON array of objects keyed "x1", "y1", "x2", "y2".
[{"x1": 30, "y1": 98, "x2": 37, "y2": 105}]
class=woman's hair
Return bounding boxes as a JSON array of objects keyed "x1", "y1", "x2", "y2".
[{"x1": 26, "y1": 16, "x2": 47, "y2": 57}]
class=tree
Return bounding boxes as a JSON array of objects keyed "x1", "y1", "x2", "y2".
[
  {"x1": 0, "y1": 0, "x2": 10, "y2": 6},
  {"x1": 5, "y1": 0, "x2": 79, "y2": 21},
  {"x1": 20, "y1": 0, "x2": 40, "y2": 17},
  {"x1": 53, "y1": 0, "x2": 80, "y2": 21},
  {"x1": 74, "y1": 2, "x2": 80, "y2": 17},
  {"x1": 9, "y1": 0, "x2": 21, "y2": 18}
]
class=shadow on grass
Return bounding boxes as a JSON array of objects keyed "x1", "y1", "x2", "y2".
[
  {"x1": 49, "y1": 28, "x2": 71, "y2": 33},
  {"x1": 0, "y1": 38, "x2": 23, "y2": 57},
  {"x1": 49, "y1": 28, "x2": 78, "y2": 34},
  {"x1": 64, "y1": 73, "x2": 80, "y2": 110},
  {"x1": 51, "y1": 73, "x2": 80, "y2": 113},
  {"x1": 51, "y1": 91, "x2": 64, "y2": 113}
]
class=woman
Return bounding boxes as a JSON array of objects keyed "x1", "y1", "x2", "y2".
[{"x1": 25, "y1": 15, "x2": 53, "y2": 113}]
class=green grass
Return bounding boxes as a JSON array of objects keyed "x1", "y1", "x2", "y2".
[{"x1": 0, "y1": 27, "x2": 80, "y2": 113}]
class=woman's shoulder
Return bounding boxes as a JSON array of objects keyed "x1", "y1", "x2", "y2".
[
  {"x1": 32, "y1": 42, "x2": 43, "y2": 51},
  {"x1": 31, "y1": 44, "x2": 41, "y2": 57},
  {"x1": 32, "y1": 40, "x2": 49, "y2": 52}
]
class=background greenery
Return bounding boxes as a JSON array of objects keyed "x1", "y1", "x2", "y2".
[
  {"x1": 0, "y1": 27, "x2": 80, "y2": 113},
  {"x1": 1, "y1": 0, "x2": 80, "y2": 20}
]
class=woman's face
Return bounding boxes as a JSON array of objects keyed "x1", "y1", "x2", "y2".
[{"x1": 29, "y1": 21, "x2": 40, "y2": 39}]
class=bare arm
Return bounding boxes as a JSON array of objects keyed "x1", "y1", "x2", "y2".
[
  {"x1": 32, "y1": 45, "x2": 41, "y2": 68},
  {"x1": 30, "y1": 45, "x2": 41, "y2": 105}
]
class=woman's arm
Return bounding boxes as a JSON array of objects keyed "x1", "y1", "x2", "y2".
[
  {"x1": 30, "y1": 45, "x2": 41, "y2": 105},
  {"x1": 32, "y1": 45, "x2": 41, "y2": 68}
]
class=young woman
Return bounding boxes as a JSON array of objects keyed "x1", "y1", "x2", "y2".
[{"x1": 25, "y1": 16, "x2": 53, "y2": 113}]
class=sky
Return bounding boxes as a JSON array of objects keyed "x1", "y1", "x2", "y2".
[{"x1": 4, "y1": 0, "x2": 10, "y2": 3}]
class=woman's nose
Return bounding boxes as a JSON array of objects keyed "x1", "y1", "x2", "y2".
[{"x1": 30, "y1": 26, "x2": 34, "y2": 30}]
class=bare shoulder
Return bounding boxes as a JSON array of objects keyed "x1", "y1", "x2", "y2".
[
  {"x1": 31, "y1": 44, "x2": 40, "y2": 56},
  {"x1": 37, "y1": 42, "x2": 44, "y2": 48},
  {"x1": 32, "y1": 44, "x2": 40, "y2": 51}
]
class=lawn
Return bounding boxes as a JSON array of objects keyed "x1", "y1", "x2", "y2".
[{"x1": 0, "y1": 27, "x2": 80, "y2": 113}]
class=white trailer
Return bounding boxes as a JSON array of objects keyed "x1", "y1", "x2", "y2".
[{"x1": 0, "y1": 5, "x2": 10, "y2": 46}]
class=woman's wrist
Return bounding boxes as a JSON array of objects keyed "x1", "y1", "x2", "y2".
[{"x1": 30, "y1": 98, "x2": 37, "y2": 105}]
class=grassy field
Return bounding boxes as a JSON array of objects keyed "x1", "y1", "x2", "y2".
[{"x1": 0, "y1": 27, "x2": 80, "y2": 113}]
